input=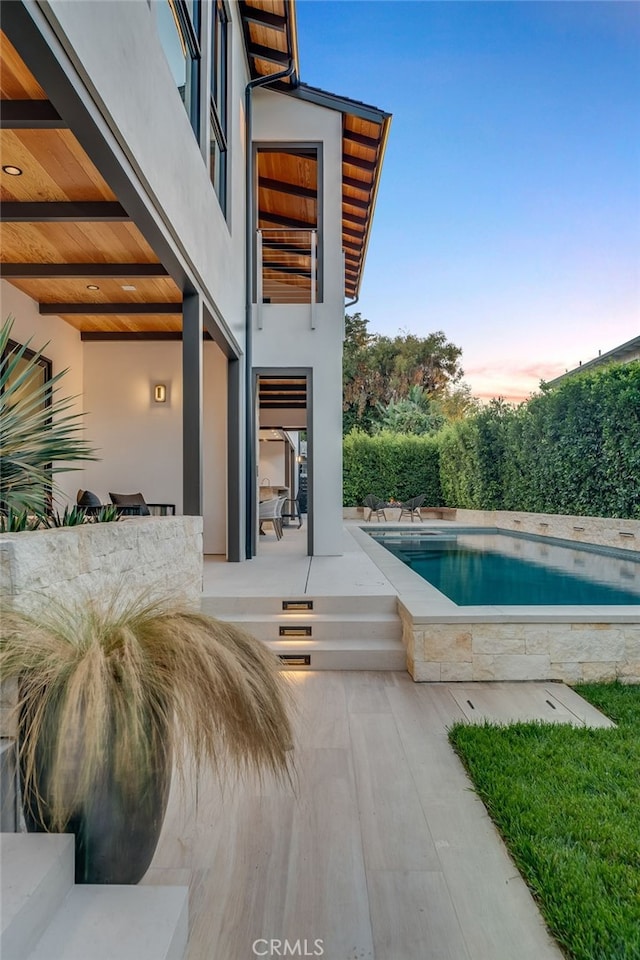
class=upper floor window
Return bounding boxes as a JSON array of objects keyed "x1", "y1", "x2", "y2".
[
  {"x1": 156, "y1": 0, "x2": 201, "y2": 137},
  {"x1": 210, "y1": 0, "x2": 229, "y2": 214}
]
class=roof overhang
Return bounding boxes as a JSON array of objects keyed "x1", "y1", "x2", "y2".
[{"x1": 239, "y1": 1, "x2": 391, "y2": 302}]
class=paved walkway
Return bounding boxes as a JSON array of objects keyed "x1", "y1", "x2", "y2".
[
  {"x1": 185, "y1": 524, "x2": 612, "y2": 957},
  {"x1": 144, "y1": 672, "x2": 610, "y2": 960}
]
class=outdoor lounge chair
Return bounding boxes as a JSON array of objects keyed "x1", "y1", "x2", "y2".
[
  {"x1": 399, "y1": 494, "x2": 426, "y2": 522},
  {"x1": 363, "y1": 494, "x2": 387, "y2": 521},
  {"x1": 109, "y1": 492, "x2": 176, "y2": 516},
  {"x1": 259, "y1": 497, "x2": 285, "y2": 539}
]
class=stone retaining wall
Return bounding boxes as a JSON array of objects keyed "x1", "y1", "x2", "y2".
[
  {"x1": 400, "y1": 612, "x2": 640, "y2": 684},
  {"x1": 453, "y1": 509, "x2": 640, "y2": 551},
  {"x1": 0, "y1": 516, "x2": 203, "y2": 613}
]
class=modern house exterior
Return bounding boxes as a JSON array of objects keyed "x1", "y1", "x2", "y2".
[{"x1": 0, "y1": 0, "x2": 390, "y2": 560}]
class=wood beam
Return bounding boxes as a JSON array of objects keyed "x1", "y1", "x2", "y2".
[
  {"x1": 259, "y1": 176, "x2": 316, "y2": 200},
  {"x1": 1, "y1": 201, "x2": 129, "y2": 222},
  {"x1": 263, "y1": 263, "x2": 311, "y2": 276},
  {"x1": 239, "y1": 4, "x2": 287, "y2": 30},
  {"x1": 343, "y1": 174, "x2": 372, "y2": 192},
  {"x1": 1, "y1": 263, "x2": 168, "y2": 279},
  {"x1": 342, "y1": 194, "x2": 369, "y2": 211},
  {"x1": 342, "y1": 211, "x2": 367, "y2": 227},
  {"x1": 342, "y1": 225, "x2": 364, "y2": 240},
  {"x1": 259, "y1": 211, "x2": 316, "y2": 230},
  {"x1": 0, "y1": 99, "x2": 66, "y2": 129},
  {"x1": 343, "y1": 154, "x2": 377, "y2": 173},
  {"x1": 40, "y1": 302, "x2": 180, "y2": 314},
  {"x1": 80, "y1": 331, "x2": 213, "y2": 341},
  {"x1": 344, "y1": 129, "x2": 379, "y2": 150},
  {"x1": 249, "y1": 43, "x2": 290, "y2": 66}
]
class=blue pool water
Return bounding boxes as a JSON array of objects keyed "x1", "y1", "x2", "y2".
[{"x1": 371, "y1": 530, "x2": 640, "y2": 606}]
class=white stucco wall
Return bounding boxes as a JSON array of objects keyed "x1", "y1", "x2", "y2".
[
  {"x1": 259, "y1": 443, "x2": 286, "y2": 487},
  {"x1": 1, "y1": 281, "x2": 85, "y2": 508},
  {"x1": 81, "y1": 340, "x2": 227, "y2": 553},
  {"x1": 42, "y1": 0, "x2": 249, "y2": 343},
  {"x1": 251, "y1": 90, "x2": 345, "y2": 555}
]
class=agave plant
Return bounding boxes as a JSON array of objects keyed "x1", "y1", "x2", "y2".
[
  {"x1": 1, "y1": 590, "x2": 293, "y2": 883},
  {"x1": 43, "y1": 504, "x2": 89, "y2": 528},
  {"x1": 0, "y1": 506, "x2": 44, "y2": 533},
  {"x1": 0, "y1": 316, "x2": 97, "y2": 513}
]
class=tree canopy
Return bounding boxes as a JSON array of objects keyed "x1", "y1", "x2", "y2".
[{"x1": 342, "y1": 313, "x2": 467, "y2": 434}]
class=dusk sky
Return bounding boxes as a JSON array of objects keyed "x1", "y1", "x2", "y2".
[{"x1": 296, "y1": 1, "x2": 640, "y2": 402}]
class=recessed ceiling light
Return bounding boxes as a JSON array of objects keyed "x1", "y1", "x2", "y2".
[
  {"x1": 86, "y1": 284, "x2": 100, "y2": 291},
  {"x1": 2, "y1": 165, "x2": 23, "y2": 176},
  {"x1": 121, "y1": 284, "x2": 137, "y2": 291}
]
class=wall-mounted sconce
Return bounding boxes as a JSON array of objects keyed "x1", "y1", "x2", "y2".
[{"x1": 153, "y1": 383, "x2": 167, "y2": 403}]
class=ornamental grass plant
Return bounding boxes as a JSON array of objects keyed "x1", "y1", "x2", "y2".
[{"x1": 1, "y1": 590, "x2": 294, "y2": 832}]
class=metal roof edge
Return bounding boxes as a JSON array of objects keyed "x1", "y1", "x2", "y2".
[{"x1": 282, "y1": 82, "x2": 391, "y2": 124}]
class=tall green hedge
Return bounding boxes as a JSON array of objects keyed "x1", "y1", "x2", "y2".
[
  {"x1": 439, "y1": 362, "x2": 640, "y2": 519},
  {"x1": 343, "y1": 430, "x2": 441, "y2": 506},
  {"x1": 344, "y1": 363, "x2": 640, "y2": 519}
]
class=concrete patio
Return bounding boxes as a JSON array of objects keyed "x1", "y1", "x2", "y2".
[{"x1": 145, "y1": 521, "x2": 614, "y2": 959}]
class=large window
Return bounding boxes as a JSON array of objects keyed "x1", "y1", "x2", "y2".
[
  {"x1": 156, "y1": 0, "x2": 201, "y2": 137},
  {"x1": 210, "y1": 0, "x2": 229, "y2": 214}
]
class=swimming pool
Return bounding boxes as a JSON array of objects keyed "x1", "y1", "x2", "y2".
[
  {"x1": 370, "y1": 530, "x2": 640, "y2": 606},
  {"x1": 351, "y1": 522, "x2": 640, "y2": 684}
]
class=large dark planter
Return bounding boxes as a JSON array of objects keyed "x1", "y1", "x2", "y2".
[{"x1": 20, "y1": 702, "x2": 172, "y2": 884}]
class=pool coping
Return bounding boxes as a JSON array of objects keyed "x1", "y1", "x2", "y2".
[{"x1": 350, "y1": 523, "x2": 640, "y2": 624}]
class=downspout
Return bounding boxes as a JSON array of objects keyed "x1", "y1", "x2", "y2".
[{"x1": 245, "y1": 63, "x2": 296, "y2": 559}]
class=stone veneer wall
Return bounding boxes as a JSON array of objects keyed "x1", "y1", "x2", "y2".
[
  {"x1": 401, "y1": 615, "x2": 640, "y2": 684},
  {"x1": 453, "y1": 509, "x2": 640, "y2": 552},
  {"x1": 0, "y1": 517, "x2": 203, "y2": 743},
  {"x1": 0, "y1": 516, "x2": 203, "y2": 614}
]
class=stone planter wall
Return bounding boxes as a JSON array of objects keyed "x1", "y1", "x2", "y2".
[
  {"x1": 0, "y1": 517, "x2": 203, "y2": 762},
  {"x1": 0, "y1": 516, "x2": 203, "y2": 614}
]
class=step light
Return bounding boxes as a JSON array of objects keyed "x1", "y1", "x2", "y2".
[
  {"x1": 282, "y1": 600, "x2": 313, "y2": 611},
  {"x1": 279, "y1": 626, "x2": 312, "y2": 638},
  {"x1": 279, "y1": 654, "x2": 311, "y2": 666}
]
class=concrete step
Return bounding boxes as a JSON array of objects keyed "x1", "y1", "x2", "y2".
[
  {"x1": 215, "y1": 612, "x2": 402, "y2": 642},
  {"x1": 27, "y1": 885, "x2": 188, "y2": 960},
  {"x1": 272, "y1": 638, "x2": 406, "y2": 671},
  {"x1": 202, "y1": 594, "x2": 399, "y2": 617},
  {"x1": 1, "y1": 833, "x2": 74, "y2": 960}
]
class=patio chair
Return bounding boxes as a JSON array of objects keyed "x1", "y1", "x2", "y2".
[
  {"x1": 399, "y1": 494, "x2": 426, "y2": 522},
  {"x1": 109, "y1": 492, "x2": 176, "y2": 517},
  {"x1": 363, "y1": 494, "x2": 387, "y2": 521},
  {"x1": 259, "y1": 497, "x2": 284, "y2": 540},
  {"x1": 76, "y1": 488, "x2": 104, "y2": 516}
]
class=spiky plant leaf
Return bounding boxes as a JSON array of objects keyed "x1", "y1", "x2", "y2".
[
  {"x1": 1, "y1": 591, "x2": 295, "y2": 829},
  {"x1": 0, "y1": 316, "x2": 98, "y2": 512}
]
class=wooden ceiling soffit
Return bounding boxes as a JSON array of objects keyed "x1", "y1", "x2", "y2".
[{"x1": 239, "y1": 1, "x2": 299, "y2": 86}]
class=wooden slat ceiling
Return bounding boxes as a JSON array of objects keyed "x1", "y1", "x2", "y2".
[
  {"x1": 239, "y1": 0, "x2": 299, "y2": 86},
  {"x1": 258, "y1": 376, "x2": 307, "y2": 410},
  {"x1": 0, "y1": 32, "x2": 182, "y2": 334},
  {"x1": 238, "y1": 3, "x2": 390, "y2": 300}
]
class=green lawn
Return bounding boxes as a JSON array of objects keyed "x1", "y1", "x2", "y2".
[{"x1": 448, "y1": 683, "x2": 640, "y2": 960}]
